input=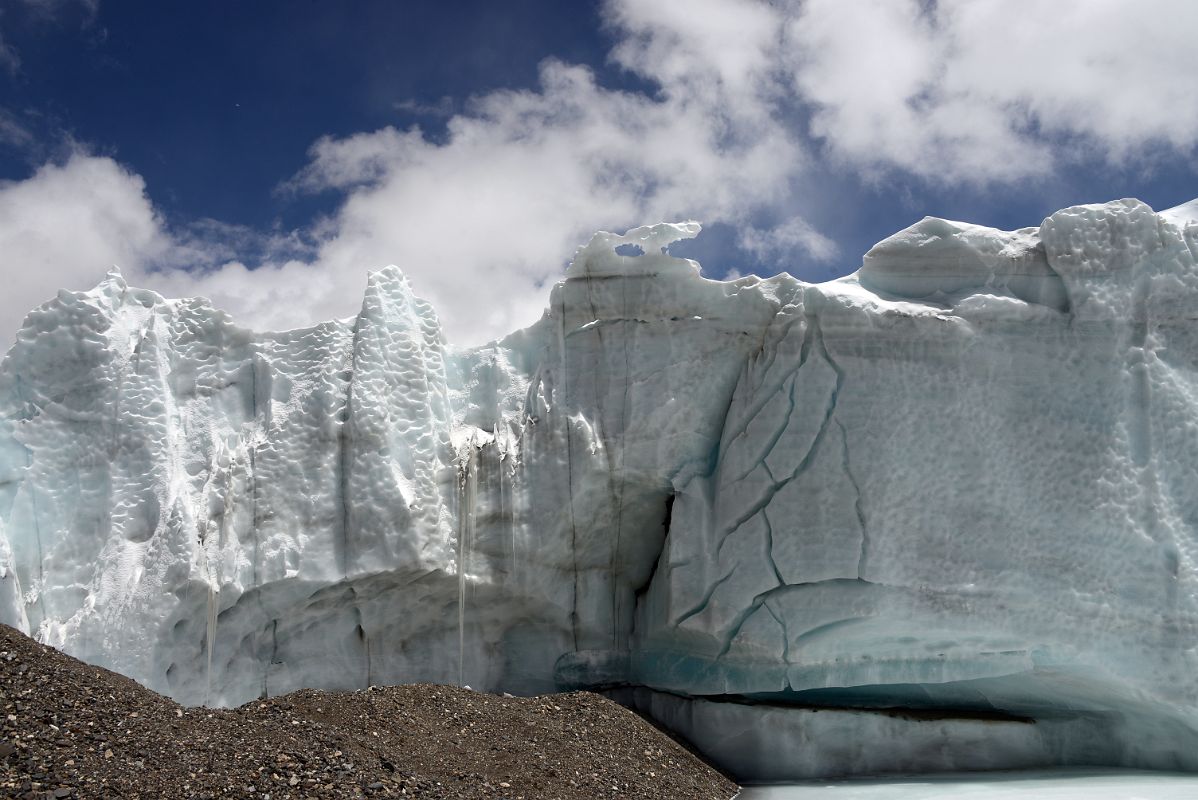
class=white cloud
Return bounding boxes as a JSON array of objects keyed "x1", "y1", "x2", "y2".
[
  {"x1": 0, "y1": 0, "x2": 805, "y2": 348},
  {"x1": 942, "y1": 0, "x2": 1198, "y2": 154},
  {"x1": 787, "y1": 0, "x2": 1198, "y2": 182},
  {"x1": 0, "y1": 154, "x2": 170, "y2": 343},
  {"x1": 606, "y1": 0, "x2": 784, "y2": 111},
  {"x1": 171, "y1": 1, "x2": 811, "y2": 346},
  {"x1": 279, "y1": 127, "x2": 427, "y2": 195},
  {"x1": 739, "y1": 217, "x2": 839, "y2": 266},
  {"x1": 3, "y1": 0, "x2": 1198, "y2": 351}
]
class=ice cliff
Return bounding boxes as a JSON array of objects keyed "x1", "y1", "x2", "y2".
[{"x1": 3, "y1": 198, "x2": 1198, "y2": 779}]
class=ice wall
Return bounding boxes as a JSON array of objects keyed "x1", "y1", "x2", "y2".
[{"x1": 2, "y1": 199, "x2": 1198, "y2": 779}]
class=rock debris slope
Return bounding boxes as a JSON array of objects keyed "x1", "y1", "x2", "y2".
[
  {"x1": 0, "y1": 624, "x2": 733, "y2": 798},
  {"x1": 3, "y1": 199, "x2": 1198, "y2": 779}
]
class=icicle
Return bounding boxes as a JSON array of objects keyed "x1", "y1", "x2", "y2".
[
  {"x1": 204, "y1": 582, "x2": 217, "y2": 706},
  {"x1": 201, "y1": 472, "x2": 228, "y2": 709},
  {"x1": 456, "y1": 438, "x2": 477, "y2": 688},
  {"x1": 457, "y1": 461, "x2": 464, "y2": 688},
  {"x1": 500, "y1": 438, "x2": 513, "y2": 578}
]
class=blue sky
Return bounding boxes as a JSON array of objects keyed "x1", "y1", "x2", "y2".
[{"x1": 1, "y1": 0, "x2": 1196, "y2": 345}]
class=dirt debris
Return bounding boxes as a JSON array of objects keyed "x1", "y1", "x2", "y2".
[{"x1": 0, "y1": 624, "x2": 737, "y2": 799}]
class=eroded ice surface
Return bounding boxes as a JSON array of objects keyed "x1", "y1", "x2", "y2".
[{"x1": 3, "y1": 200, "x2": 1198, "y2": 780}]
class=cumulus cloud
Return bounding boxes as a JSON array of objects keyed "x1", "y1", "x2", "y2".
[
  {"x1": 0, "y1": 154, "x2": 169, "y2": 341},
  {"x1": 2, "y1": 0, "x2": 1198, "y2": 350},
  {"x1": 787, "y1": 0, "x2": 1198, "y2": 182},
  {"x1": 172, "y1": 0, "x2": 809, "y2": 345},
  {"x1": 739, "y1": 218, "x2": 839, "y2": 266},
  {"x1": 279, "y1": 127, "x2": 427, "y2": 196},
  {"x1": 606, "y1": 0, "x2": 785, "y2": 113}
]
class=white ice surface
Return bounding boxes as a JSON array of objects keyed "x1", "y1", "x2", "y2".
[
  {"x1": 3, "y1": 202, "x2": 1198, "y2": 781},
  {"x1": 738, "y1": 770, "x2": 1198, "y2": 800}
]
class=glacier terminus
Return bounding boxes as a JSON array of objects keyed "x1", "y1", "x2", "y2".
[{"x1": 3, "y1": 198, "x2": 1198, "y2": 780}]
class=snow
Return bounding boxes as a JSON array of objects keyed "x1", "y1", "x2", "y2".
[
  {"x1": 1160, "y1": 198, "x2": 1198, "y2": 228},
  {"x1": 3, "y1": 200, "x2": 1198, "y2": 780}
]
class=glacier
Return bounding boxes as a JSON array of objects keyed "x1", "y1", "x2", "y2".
[{"x1": 3, "y1": 198, "x2": 1198, "y2": 780}]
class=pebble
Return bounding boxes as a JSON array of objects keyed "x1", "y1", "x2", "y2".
[{"x1": 0, "y1": 624, "x2": 737, "y2": 799}]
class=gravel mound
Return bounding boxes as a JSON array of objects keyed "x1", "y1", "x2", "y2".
[{"x1": 0, "y1": 625, "x2": 737, "y2": 799}]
